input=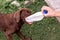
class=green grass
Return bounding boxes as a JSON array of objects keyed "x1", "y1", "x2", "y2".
[{"x1": 0, "y1": 0, "x2": 60, "y2": 40}]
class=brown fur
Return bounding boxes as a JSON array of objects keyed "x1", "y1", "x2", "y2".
[{"x1": 0, "y1": 8, "x2": 32, "y2": 40}]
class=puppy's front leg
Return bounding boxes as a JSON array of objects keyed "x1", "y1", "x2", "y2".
[
  {"x1": 16, "y1": 31, "x2": 31, "y2": 40},
  {"x1": 16, "y1": 31, "x2": 25, "y2": 40}
]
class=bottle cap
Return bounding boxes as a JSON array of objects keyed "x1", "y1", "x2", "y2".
[{"x1": 43, "y1": 10, "x2": 48, "y2": 14}]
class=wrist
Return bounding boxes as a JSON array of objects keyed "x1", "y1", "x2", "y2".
[
  {"x1": 54, "y1": 11, "x2": 60, "y2": 17},
  {"x1": 52, "y1": 11, "x2": 55, "y2": 17}
]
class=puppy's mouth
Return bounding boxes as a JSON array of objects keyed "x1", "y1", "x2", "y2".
[
  {"x1": 25, "y1": 18, "x2": 33, "y2": 24},
  {"x1": 26, "y1": 21, "x2": 33, "y2": 24},
  {"x1": 27, "y1": 22, "x2": 32, "y2": 24}
]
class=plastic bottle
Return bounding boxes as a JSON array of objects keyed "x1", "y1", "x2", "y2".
[{"x1": 25, "y1": 10, "x2": 48, "y2": 22}]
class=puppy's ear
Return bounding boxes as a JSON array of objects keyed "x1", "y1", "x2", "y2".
[
  {"x1": 14, "y1": 10, "x2": 21, "y2": 23},
  {"x1": 14, "y1": 8, "x2": 24, "y2": 22}
]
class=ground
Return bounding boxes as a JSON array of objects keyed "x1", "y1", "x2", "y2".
[{"x1": 0, "y1": 0, "x2": 60, "y2": 40}]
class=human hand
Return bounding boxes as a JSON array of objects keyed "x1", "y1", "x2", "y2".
[{"x1": 41, "y1": 6, "x2": 55, "y2": 17}]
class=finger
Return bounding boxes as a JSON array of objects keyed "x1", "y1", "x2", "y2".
[{"x1": 41, "y1": 6, "x2": 52, "y2": 11}]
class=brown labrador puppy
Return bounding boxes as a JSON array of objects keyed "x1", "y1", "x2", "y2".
[{"x1": 0, "y1": 8, "x2": 32, "y2": 40}]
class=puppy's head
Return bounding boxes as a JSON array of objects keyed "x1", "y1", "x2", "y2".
[
  {"x1": 14, "y1": 8, "x2": 32, "y2": 24},
  {"x1": 20, "y1": 8, "x2": 32, "y2": 24}
]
